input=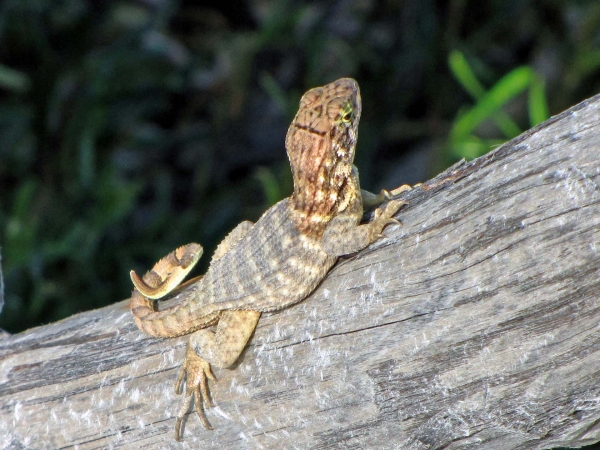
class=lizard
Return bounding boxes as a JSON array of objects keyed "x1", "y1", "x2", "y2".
[{"x1": 128, "y1": 78, "x2": 408, "y2": 441}]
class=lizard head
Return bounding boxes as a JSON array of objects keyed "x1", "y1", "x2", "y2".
[
  {"x1": 286, "y1": 77, "x2": 361, "y2": 169},
  {"x1": 285, "y1": 78, "x2": 362, "y2": 235}
]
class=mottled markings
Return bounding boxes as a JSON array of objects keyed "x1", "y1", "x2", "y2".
[{"x1": 293, "y1": 123, "x2": 328, "y2": 136}]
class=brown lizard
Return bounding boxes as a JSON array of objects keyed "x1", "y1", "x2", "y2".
[{"x1": 128, "y1": 78, "x2": 408, "y2": 441}]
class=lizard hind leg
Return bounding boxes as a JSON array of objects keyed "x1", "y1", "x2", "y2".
[
  {"x1": 130, "y1": 243, "x2": 204, "y2": 300},
  {"x1": 174, "y1": 310, "x2": 261, "y2": 440}
]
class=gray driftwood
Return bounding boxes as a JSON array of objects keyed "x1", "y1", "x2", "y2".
[{"x1": 1, "y1": 94, "x2": 600, "y2": 450}]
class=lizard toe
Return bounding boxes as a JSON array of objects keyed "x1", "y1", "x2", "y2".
[{"x1": 174, "y1": 343, "x2": 218, "y2": 440}]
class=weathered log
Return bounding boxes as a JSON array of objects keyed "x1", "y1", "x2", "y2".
[{"x1": 1, "y1": 94, "x2": 599, "y2": 450}]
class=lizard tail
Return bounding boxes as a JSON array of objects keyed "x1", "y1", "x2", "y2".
[
  {"x1": 129, "y1": 287, "x2": 219, "y2": 338},
  {"x1": 128, "y1": 243, "x2": 219, "y2": 337}
]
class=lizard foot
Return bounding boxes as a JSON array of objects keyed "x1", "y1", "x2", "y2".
[
  {"x1": 174, "y1": 342, "x2": 217, "y2": 441},
  {"x1": 372, "y1": 199, "x2": 408, "y2": 237}
]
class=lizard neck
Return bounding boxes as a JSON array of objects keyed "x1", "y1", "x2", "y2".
[{"x1": 287, "y1": 129, "x2": 358, "y2": 237}]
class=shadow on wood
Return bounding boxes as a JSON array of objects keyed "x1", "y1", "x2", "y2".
[{"x1": 1, "y1": 94, "x2": 599, "y2": 449}]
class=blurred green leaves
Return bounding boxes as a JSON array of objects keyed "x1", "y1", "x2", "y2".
[
  {"x1": 448, "y1": 50, "x2": 550, "y2": 160},
  {"x1": 0, "y1": 2, "x2": 204, "y2": 331},
  {"x1": 0, "y1": 64, "x2": 30, "y2": 92},
  {"x1": 4, "y1": 179, "x2": 38, "y2": 268}
]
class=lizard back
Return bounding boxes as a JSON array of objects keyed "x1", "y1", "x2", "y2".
[{"x1": 191, "y1": 198, "x2": 339, "y2": 313}]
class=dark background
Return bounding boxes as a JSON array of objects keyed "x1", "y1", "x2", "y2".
[{"x1": 1, "y1": 0, "x2": 600, "y2": 338}]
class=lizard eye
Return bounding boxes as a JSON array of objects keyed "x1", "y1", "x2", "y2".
[
  {"x1": 339, "y1": 103, "x2": 354, "y2": 124},
  {"x1": 331, "y1": 100, "x2": 355, "y2": 126}
]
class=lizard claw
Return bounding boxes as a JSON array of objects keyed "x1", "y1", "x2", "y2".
[
  {"x1": 174, "y1": 343, "x2": 217, "y2": 441},
  {"x1": 369, "y1": 199, "x2": 408, "y2": 242},
  {"x1": 376, "y1": 219, "x2": 402, "y2": 239}
]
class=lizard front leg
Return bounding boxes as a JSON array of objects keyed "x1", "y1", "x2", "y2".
[
  {"x1": 321, "y1": 199, "x2": 407, "y2": 256},
  {"x1": 361, "y1": 184, "x2": 412, "y2": 210},
  {"x1": 174, "y1": 309, "x2": 261, "y2": 441},
  {"x1": 361, "y1": 188, "x2": 390, "y2": 210}
]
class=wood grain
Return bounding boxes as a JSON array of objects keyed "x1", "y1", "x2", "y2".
[{"x1": 1, "y1": 94, "x2": 599, "y2": 449}]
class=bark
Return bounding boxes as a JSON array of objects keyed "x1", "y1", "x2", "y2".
[{"x1": 1, "y1": 94, "x2": 599, "y2": 450}]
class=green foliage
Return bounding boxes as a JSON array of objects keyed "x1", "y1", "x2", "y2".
[
  {"x1": 0, "y1": 63, "x2": 30, "y2": 92},
  {"x1": 448, "y1": 50, "x2": 550, "y2": 160}
]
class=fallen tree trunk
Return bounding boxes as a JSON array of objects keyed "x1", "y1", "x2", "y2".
[{"x1": 1, "y1": 94, "x2": 599, "y2": 450}]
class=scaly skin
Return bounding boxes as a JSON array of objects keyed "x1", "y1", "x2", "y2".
[{"x1": 128, "y1": 78, "x2": 407, "y2": 440}]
